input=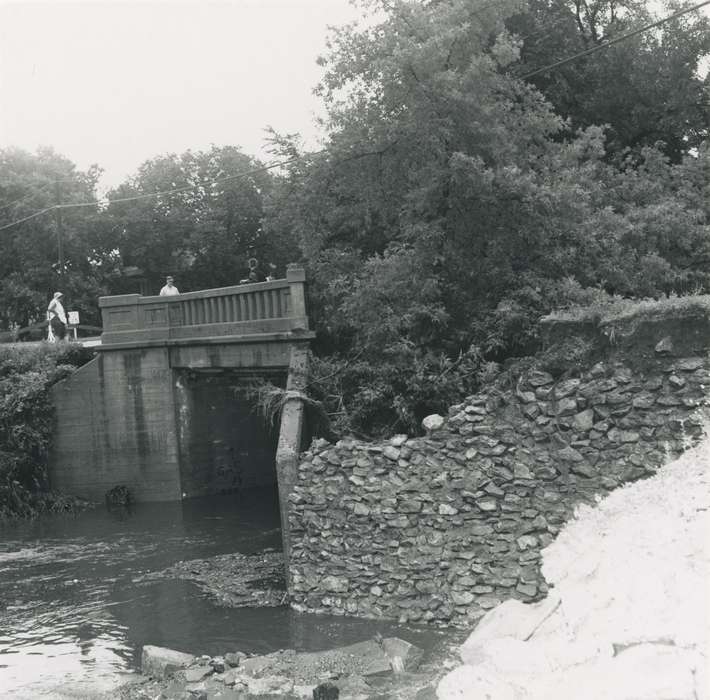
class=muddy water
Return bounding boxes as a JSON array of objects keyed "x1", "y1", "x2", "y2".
[{"x1": 0, "y1": 489, "x2": 442, "y2": 698}]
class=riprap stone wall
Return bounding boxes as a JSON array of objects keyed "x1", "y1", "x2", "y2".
[{"x1": 288, "y1": 313, "x2": 709, "y2": 626}]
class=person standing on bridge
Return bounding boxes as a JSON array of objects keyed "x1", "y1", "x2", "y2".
[
  {"x1": 47, "y1": 291, "x2": 67, "y2": 342},
  {"x1": 159, "y1": 275, "x2": 180, "y2": 296}
]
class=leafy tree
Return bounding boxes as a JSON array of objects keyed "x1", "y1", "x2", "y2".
[
  {"x1": 0, "y1": 147, "x2": 106, "y2": 329},
  {"x1": 104, "y1": 146, "x2": 297, "y2": 294},
  {"x1": 265, "y1": 0, "x2": 710, "y2": 436},
  {"x1": 508, "y1": 0, "x2": 710, "y2": 161}
]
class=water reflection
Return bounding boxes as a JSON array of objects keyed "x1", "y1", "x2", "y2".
[{"x1": 0, "y1": 489, "x2": 438, "y2": 698}]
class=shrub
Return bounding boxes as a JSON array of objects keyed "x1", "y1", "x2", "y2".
[{"x1": 0, "y1": 342, "x2": 93, "y2": 519}]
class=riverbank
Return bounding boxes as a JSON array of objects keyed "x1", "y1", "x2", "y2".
[
  {"x1": 117, "y1": 631, "x2": 463, "y2": 700},
  {"x1": 113, "y1": 437, "x2": 708, "y2": 699}
]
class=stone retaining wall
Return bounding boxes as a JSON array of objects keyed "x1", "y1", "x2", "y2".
[{"x1": 288, "y1": 313, "x2": 710, "y2": 626}]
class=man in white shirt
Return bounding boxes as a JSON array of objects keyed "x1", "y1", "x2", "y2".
[
  {"x1": 47, "y1": 291, "x2": 67, "y2": 341},
  {"x1": 159, "y1": 276, "x2": 180, "y2": 296}
]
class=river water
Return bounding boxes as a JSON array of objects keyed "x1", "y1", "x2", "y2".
[{"x1": 0, "y1": 489, "x2": 443, "y2": 698}]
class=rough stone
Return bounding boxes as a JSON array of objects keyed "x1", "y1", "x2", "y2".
[
  {"x1": 570, "y1": 463, "x2": 596, "y2": 478},
  {"x1": 422, "y1": 414, "x2": 445, "y2": 432},
  {"x1": 451, "y1": 591, "x2": 475, "y2": 605},
  {"x1": 655, "y1": 336, "x2": 674, "y2": 355},
  {"x1": 438, "y1": 503, "x2": 459, "y2": 516},
  {"x1": 224, "y1": 652, "x2": 246, "y2": 668},
  {"x1": 289, "y1": 342, "x2": 707, "y2": 628},
  {"x1": 558, "y1": 446, "x2": 584, "y2": 463},
  {"x1": 141, "y1": 645, "x2": 196, "y2": 679},
  {"x1": 555, "y1": 378, "x2": 581, "y2": 398},
  {"x1": 322, "y1": 576, "x2": 349, "y2": 593},
  {"x1": 572, "y1": 409, "x2": 595, "y2": 432},
  {"x1": 183, "y1": 665, "x2": 212, "y2": 682},
  {"x1": 383, "y1": 446, "x2": 400, "y2": 461},
  {"x1": 528, "y1": 371, "x2": 554, "y2": 387}
]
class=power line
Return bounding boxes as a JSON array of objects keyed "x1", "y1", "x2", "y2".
[
  {"x1": 1, "y1": 2, "x2": 707, "y2": 234},
  {"x1": 0, "y1": 154, "x2": 318, "y2": 232},
  {"x1": 0, "y1": 176, "x2": 88, "y2": 212},
  {"x1": 520, "y1": 0, "x2": 710, "y2": 80},
  {"x1": 0, "y1": 206, "x2": 58, "y2": 232}
]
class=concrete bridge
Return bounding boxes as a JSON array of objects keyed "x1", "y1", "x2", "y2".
[{"x1": 50, "y1": 265, "x2": 313, "y2": 558}]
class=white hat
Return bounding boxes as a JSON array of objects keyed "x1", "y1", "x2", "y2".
[{"x1": 53, "y1": 291, "x2": 63, "y2": 299}]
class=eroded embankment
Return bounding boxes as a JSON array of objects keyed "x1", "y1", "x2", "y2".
[
  {"x1": 437, "y1": 435, "x2": 710, "y2": 700},
  {"x1": 288, "y1": 308, "x2": 709, "y2": 625}
]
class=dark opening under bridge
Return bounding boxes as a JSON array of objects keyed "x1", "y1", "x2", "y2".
[{"x1": 50, "y1": 265, "x2": 313, "y2": 562}]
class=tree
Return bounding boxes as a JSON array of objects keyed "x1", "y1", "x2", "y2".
[
  {"x1": 104, "y1": 146, "x2": 297, "y2": 295},
  {"x1": 508, "y1": 0, "x2": 710, "y2": 161},
  {"x1": 0, "y1": 147, "x2": 105, "y2": 329},
  {"x1": 264, "y1": 0, "x2": 710, "y2": 436}
]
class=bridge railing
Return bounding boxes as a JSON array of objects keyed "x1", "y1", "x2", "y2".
[{"x1": 99, "y1": 264, "x2": 309, "y2": 347}]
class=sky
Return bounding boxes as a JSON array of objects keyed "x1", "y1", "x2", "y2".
[{"x1": 0, "y1": 0, "x2": 362, "y2": 189}]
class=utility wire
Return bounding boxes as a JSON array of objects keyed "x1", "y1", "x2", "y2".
[
  {"x1": 0, "y1": 206, "x2": 58, "y2": 231},
  {"x1": 0, "y1": 176, "x2": 80, "y2": 212},
  {"x1": 520, "y1": 0, "x2": 710, "y2": 79},
  {"x1": 1, "y1": 2, "x2": 707, "y2": 232}
]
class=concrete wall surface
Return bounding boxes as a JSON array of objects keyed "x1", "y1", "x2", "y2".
[
  {"x1": 50, "y1": 348, "x2": 182, "y2": 502},
  {"x1": 50, "y1": 340, "x2": 308, "y2": 509}
]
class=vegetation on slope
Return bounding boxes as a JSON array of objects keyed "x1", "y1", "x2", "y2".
[{"x1": 0, "y1": 343, "x2": 94, "y2": 519}]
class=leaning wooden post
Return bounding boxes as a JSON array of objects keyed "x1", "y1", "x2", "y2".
[{"x1": 276, "y1": 263, "x2": 310, "y2": 592}]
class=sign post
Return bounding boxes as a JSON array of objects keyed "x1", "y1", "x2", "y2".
[{"x1": 68, "y1": 311, "x2": 80, "y2": 341}]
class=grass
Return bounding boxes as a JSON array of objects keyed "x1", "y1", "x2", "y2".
[{"x1": 543, "y1": 293, "x2": 710, "y2": 327}]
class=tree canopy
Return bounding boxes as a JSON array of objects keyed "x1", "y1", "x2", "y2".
[
  {"x1": 264, "y1": 0, "x2": 710, "y2": 435},
  {"x1": 511, "y1": 0, "x2": 710, "y2": 161},
  {"x1": 103, "y1": 146, "x2": 297, "y2": 295},
  {"x1": 0, "y1": 147, "x2": 105, "y2": 328},
  {"x1": 1, "y1": 0, "x2": 708, "y2": 438}
]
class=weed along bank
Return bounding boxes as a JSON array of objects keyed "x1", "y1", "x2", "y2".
[
  {"x1": 49, "y1": 266, "x2": 314, "y2": 562},
  {"x1": 287, "y1": 300, "x2": 710, "y2": 625}
]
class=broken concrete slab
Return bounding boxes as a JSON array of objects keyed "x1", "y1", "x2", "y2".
[{"x1": 141, "y1": 644, "x2": 195, "y2": 679}]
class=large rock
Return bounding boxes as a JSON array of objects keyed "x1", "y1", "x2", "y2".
[
  {"x1": 141, "y1": 645, "x2": 196, "y2": 679},
  {"x1": 422, "y1": 414, "x2": 445, "y2": 432},
  {"x1": 231, "y1": 638, "x2": 423, "y2": 687},
  {"x1": 296, "y1": 638, "x2": 423, "y2": 679},
  {"x1": 459, "y1": 593, "x2": 561, "y2": 665},
  {"x1": 381, "y1": 637, "x2": 424, "y2": 672}
]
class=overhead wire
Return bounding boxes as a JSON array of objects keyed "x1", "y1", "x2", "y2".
[
  {"x1": 0, "y1": 176, "x2": 81, "y2": 212},
  {"x1": 1, "y1": 2, "x2": 708, "y2": 233},
  {"x1": 519, "y1": 0, "x2": 710, "y2": 80}
]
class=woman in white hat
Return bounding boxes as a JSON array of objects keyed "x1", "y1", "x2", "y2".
[{"x1": 47, "y1": 291, "x2": 67, "y2": 341}]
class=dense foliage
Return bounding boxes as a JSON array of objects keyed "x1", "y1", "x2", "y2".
[
  {"x1": 511, "y1": 0, "x2": 710, "y2": 161},
  {"x1": 0, "y1": 148, "x2": 106, "y2": 329},
  {"x1": 0, "y1": 343, "x2": 94, "y2": 518},
  {"x1": 103, "y1": 146, "x2": 299, "y2": 294},
  {"x1": 264, "y1": 0, "x2": 710, "y2": 436},
  {"x1": 1, "y1": 0, "x2": 709, "y2": 440}
]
